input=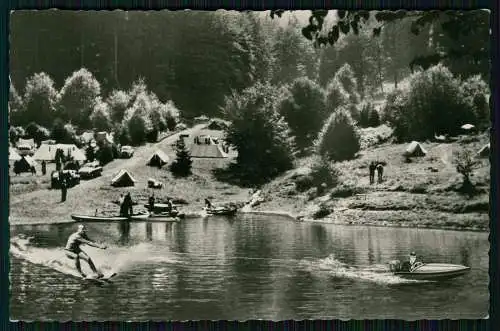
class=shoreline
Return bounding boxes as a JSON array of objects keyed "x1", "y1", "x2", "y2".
[
  {"x1": 9, "y1": 208, "x2": 490, "y2": 233},
  {"x1": 239, "y1": 210, "x2": 489, "y2": 233}
]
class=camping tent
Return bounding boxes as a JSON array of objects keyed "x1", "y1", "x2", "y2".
[
  {"x1": 147, "y1": 150, "x2": 170, "y2": 167},
  {"x1": 190, "y1": 142, "x2": 228, "y2": 158},
  {"x1": 111, "y1": 169, "x2": 136, "y2": 187},
  {"x1": 461, "y1": 124, "x2": 476, "y2": 130},
  {"x1": 404, "y1": 141, "x2": 428, "y2": 157},
  {"x1": 9, "y1": 147, "x2": 21, "y2": 161},
  {"x1": 33, "y1": 144, "x2": 87, "y2": 162},
  {"x1": 13, "y1": 156, "x2": 37, "y2": 173},
  {"x1": 477, "y1": 143, "x2": 490, "y2": 158}
]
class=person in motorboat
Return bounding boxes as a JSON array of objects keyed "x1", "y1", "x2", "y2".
[
  {"x1": 64, "y1": 224, "x2": 107, "y2": 278},
  {"x1": 399, "y1": 251, "x2": 423, "y2": 272}
]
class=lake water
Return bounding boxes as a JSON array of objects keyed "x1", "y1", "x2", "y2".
[{"x1": 9, "y1": 215, "x2": 489, "y2": 320}]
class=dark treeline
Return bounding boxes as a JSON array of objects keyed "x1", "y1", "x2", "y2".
[{"x1": 10, "y1": 10, "x2": 464, "y2": 120}]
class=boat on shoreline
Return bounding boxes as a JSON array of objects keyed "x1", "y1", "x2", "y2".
[
  {"x1": 203, "y1": 206, "x2": 238, "y2": 216},
  {"x1": 389, "y1": 260, "x2": 471, "y2": 280},
  {"x1": 70, "y1": 212, "x2": 179, "y2": 223}
]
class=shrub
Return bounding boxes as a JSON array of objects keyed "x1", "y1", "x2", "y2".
[
  {"x1": 96, "y1": 144, "x2": 114, "y2": 166},
  {"x1": 91, "y1": 99, "x2": 113, "y2": 132},
  {"x1": 106, "y1": 90, "x2": 130, "y2": 124},
  {"x1": 170, "y1": 138, "x2": 193, "y2": 177},
  {"x1": 57, "y1": 68, "x2": 101, "y2": 129},
  {"x1": 222, "y1": 82, "x2": 295, "y2": 183},
  {"x1": 460, "y1": 75, "x2": 490, "y2": 129},
  {"x1": 51, "y1": 118, "x2": 77, "y2": 144},
  {"x1": 278, "y1": 77, "x2": 327, "y2": 150},
  {"x1": 313, "y1": 204, "x2": 333, "y2": 219},
  {"x1": 316, "y1": 107, "x2": 361, "y2": 162},
  {"x1": 22, "y1": 72, "x2": 58, "y2": 128},
  {"x1": 325, "y1": 78, "x2": 350, "y2": 114},
  {"x1": 116, "y1": 126, "x2": 132, "y2": 146},
  {"x1": 386, "y1": 64, "x2": 474, "y2": 141},
  {"x1": 25, "y1": 122, "x2": 50, "y2": 146}
]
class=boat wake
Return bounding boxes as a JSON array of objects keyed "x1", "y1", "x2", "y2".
[
  {"x1": 10, "y1": 236, "x2": 181, "y2": 277},
  {"x1": 300, "y1": 254, "x2": 429, "y2": 285}
]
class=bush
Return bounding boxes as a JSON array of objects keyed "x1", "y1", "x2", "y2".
[
  {"x1": 91, "y1": 99, "x2": 113, "y2": 132},
  {"x1": 25, "y1": 122, "x2": 50, "y2": 146},
  {"x1": 313, "y1": 204, "x2": 333, "y2": 219},
  {"x1": 316, "y1": 107, "x2": 361, "y2": 162},
  {"x1": 96, "y1": 144, "x2": 114, "y2": 166},
  {"x1": 51, "y1": 118, "x2": 77, "y2": 144},
  {"x1": 386, "y1": 64, "x2": 474, "y2": 141},
  {"x1": 460, "y1": 75, "x2": 490, "y2": 129},
  {"x1": 106, "y1": 90, "x2": 130, "y2": 124},
  {"x1": 325, "y1": 78, "x2": 350, "y2": 114},
  {"x1": 222, "y1": 82, "x2": 295, "y2": 183},
  {"x1": 116, "y1": 126, "x2": 132, "y2": 146},
  {"x1": 57, "y1": 68, "x2": 101, "y2": 129},
  {"x1": 9, "y1": 126, "x2": 24, "y2": 145},
  {"x1": 170, "y1": 138, "x2": 192, "y2": 177},
  {"x1": 22, "y1": 72, "x2": 58, "y2": 128},
  {"x1": 278, "y1": 77, "x2": 327, "y2": 150}
]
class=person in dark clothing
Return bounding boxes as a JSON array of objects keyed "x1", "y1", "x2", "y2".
[
  {"x1": 148, "y1": 194, "x2": 155, "y2": 213},
  {"x1": 41, "y1": 161, "x2": 47, "y2": 176},
  {"x1": 205, "y1": 198, "x2": 213, "y2": 209},
  {"x1": 122, "y1": 192, "x2": 133, "y2": 217},
  {"x1": 166, "y1": 198, "x2": 174, "y2": 213},
  {"x1": 61, "y1": 179, "x2": 68, "y2": 202},
  {"x1": 31, "y1": 165, "x2": 36, "y2": 175},
  {"x1": 369, "y1": 162, "x2": 376, "y2": 184},
  {"x1": 377, "y1": 164, "x2": 384, "y2": 183}
]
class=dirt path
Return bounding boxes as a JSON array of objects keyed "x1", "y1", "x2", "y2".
[{"x1": 10, "y1": 125, "x2": 206, "y2": 221}]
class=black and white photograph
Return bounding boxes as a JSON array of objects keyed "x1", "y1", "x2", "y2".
[{"x1": 8, "y1": 9, "x2": 491, "y2": 321}]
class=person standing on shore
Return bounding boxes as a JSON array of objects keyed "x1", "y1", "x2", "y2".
[
  {"x1": 369, "y1": 162, "x2": 376, "y2": 184},
  {"x1": 377, "y1": 163, "x2": 384, "y2": 183},
  {"x1": 41, "y1": 160, "x2": 46, "y2": 176},
  {"x1": 61, "y1": 178, "x2": 68, "y2": 202}
]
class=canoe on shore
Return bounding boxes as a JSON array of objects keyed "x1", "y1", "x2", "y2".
[
  {"x1": 203, "y1": 207, "x2": 238, "y2": 216},
  {"x1": 70, "y1": 213, "x2": 180, "y2": 222}
]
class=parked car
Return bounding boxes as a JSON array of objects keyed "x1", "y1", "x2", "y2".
[
  {"x1": 17, "y1": 145, "x2": 34, "y2": 156},
  {"x1": 51, "y1": 170, "x2": 80, "y2": 189},
  {"x1": 147, "y1": 178, "x2": 163, "y2": 189},
  {"x1": 78, "y1": 161, "x2": 103, "y2": 179},
  {"x1": 120, "y1": 145, "x2": 134, "y2": 158}
]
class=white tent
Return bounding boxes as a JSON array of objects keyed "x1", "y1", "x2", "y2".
[
  {"x1": 404, "y1": 141, "x2": 428, "y2": 157},
  {"x1": 9, "y1": 147, "x2": 21, "y2": 161},
  {"x1": 147, "y1": 150, "x2": 170, "y2": 167},
  {"x1": 33, "y1": 144, "x2": 87, "y2": 162},
  {"x1": 111, "y1": 169, "x2": 136, "y2": 187}
]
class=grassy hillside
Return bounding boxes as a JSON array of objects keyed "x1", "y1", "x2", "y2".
[
  {"x1": 250, "y1": 126, "x2": 490, "y2": 231},
  {"x1": 9, "y1": 124, "x2": 251, "y2": 225}
]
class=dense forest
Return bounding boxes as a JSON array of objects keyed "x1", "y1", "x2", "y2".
[
  {"x1": 11, "y1": 10, "x2": 489, "y2": 120},
  {"x1": 9, "y1": 10, "x2": 491, "y2": 182}
]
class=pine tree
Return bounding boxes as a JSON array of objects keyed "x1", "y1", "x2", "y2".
[{"x1": 170, "y1": 138, "x2": 192, "y2": 177}]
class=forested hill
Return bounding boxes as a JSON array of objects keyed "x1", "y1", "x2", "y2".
[{"x1": 9, "y1": 9, "x2": 477, "y2": 120}]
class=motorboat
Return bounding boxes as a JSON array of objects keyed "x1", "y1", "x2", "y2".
[{"x1": 388, "y1": 260, "x2": 471, "y2": 281}]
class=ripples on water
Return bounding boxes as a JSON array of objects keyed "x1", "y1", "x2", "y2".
[{"x1": 9, "y1": 216, "x2": 489, "y2": 320}]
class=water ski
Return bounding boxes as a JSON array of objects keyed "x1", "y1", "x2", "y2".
[{"x1": 83, "y1": 271, "x2": 117, "y2": 283}]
